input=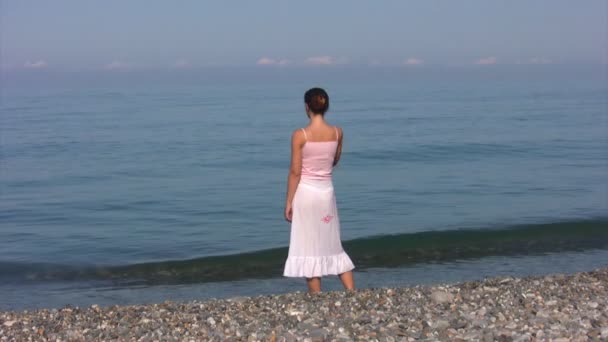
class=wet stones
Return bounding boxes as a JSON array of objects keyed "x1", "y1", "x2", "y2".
[{"x1": 0, "y1": 267, "x2": 606, "y2": 341}]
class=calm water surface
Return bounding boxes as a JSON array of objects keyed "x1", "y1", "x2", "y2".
[{"x1": 1, "y1": 66, "x2": 607, "y2": 309}]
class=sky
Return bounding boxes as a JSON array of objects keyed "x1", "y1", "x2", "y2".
[{"x1": 1, "y1": 0, "x2": 607, "y2": 71}]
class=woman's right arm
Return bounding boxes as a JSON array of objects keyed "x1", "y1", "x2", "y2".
[{"x1": 333, "y1": 127, "x2": 343, "y2": 166}]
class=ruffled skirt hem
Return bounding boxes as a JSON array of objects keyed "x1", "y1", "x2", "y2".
[{"x1": 283, "y1": 251, "x2": 355, "y2": 278}]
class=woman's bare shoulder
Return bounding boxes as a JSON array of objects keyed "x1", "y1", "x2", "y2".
[
  {"x1": 333, "y1": 125, "x2": 343, "y2": 138},
  {"x1": 291, "y1": 128, "x2": 306, "y2": 143}
]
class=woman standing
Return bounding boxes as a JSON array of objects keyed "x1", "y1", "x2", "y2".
[{"x1": 283, "y1": 88, "x2": 355, "y2": 293}]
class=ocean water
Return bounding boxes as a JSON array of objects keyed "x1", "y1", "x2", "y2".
[{"x1": 1, "y1": 66, "x2": 607, "y2": 310}]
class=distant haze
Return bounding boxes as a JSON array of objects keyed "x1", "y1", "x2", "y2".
[{"x1": 1, "y1": 0, "x2": 606, "y2": 71}]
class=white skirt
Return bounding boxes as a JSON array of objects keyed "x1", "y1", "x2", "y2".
[{"x1": 283, "y1": 178, "x2": 355, "y2": 278}]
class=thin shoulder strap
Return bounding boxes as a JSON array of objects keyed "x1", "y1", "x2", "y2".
[
  {"x1": 301, "y1": 128, "x2": 308, "y2": 141},
  {"x1": 334, "y1": 126, "x2": 339, "y2": 141}
]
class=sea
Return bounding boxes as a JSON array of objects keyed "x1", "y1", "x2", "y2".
[{"x1": 1, "y1": 65, "x2": 607, "y2": 310}]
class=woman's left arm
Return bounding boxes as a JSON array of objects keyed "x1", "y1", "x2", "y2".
[{"x1": 285, "y1": 129, "x2": 304, "y2": 222}]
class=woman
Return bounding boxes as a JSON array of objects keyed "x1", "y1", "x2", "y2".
[{"x1": 283, "y1": 87, "x2": 355, "y2": 293}]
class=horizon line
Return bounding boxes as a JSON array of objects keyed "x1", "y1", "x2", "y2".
[{"x1": 2, "y1": 62, "x2": 606, "y2": 73}]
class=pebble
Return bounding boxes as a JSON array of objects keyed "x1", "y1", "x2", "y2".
[
  {"x1": 430, "y1": 290, "x2": 454, "y2": 304},
  {"x1": 431, "y1": 319, "x2": 450, "y2": 330},
  {"x1": 0, "y1": 268, "x2": 606, "y2": 340}
]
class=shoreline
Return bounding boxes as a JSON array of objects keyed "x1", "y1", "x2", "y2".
[{"x1": 1, "y1": 268, "x2": 607, "y2": 341}]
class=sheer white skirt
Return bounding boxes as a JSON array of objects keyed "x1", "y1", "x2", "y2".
[{"x1": 283, "y1": 179, "x2": 355, "y2": 278}]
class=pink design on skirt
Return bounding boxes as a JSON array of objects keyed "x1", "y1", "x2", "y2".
[{"x1": 321, "y1": 215, "x2": 334, "y2": 223}]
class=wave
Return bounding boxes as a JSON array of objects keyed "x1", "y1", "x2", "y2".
[{"x1": 1, "y1": 219, "x2": 606, "y2": 285}]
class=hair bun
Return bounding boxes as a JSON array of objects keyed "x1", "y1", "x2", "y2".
[{"x1": 304, "y1": 87, "x2": 330, "y2": 115}]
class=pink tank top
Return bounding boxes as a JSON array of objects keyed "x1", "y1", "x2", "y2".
[{"x1": 300, "y1": 127, "x2": 339, "y2": 180}]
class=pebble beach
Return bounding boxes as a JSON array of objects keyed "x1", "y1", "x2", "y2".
[{"x1": 1, "y1": 268, "x2": 607, "y2": 341}]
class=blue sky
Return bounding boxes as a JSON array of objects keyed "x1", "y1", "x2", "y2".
[{"x1": 1, "y1": 1, "x2": 606, "y2": 70}]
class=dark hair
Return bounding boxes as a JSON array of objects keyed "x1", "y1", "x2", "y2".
[{"x1": 304, "y1": 88, "x2": 329, "y2": 115}]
